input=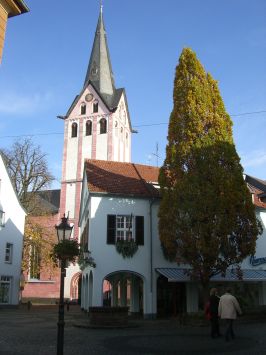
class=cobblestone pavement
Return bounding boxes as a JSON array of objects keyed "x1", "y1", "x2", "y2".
[{"x1": 0, "y1": 307, "x2": 266, "y2": 355}]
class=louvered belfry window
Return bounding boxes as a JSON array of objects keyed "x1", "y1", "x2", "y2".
[
  {"x1": 71, "y1": 122, "x2": 78, "y2": 138},
  {"x1": 86, "y1": 120, "x2": 92, "y2": 136}
]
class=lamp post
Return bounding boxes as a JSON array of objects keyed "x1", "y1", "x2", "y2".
[
  {"x1": 55, "y1": 214, "x2": 73, "y2": 355},
  {"x1": 83, "y1": 249, "x2": 96, "y2": 268},
  {"x1": 19, "y1": 271, "x2": 25, "y2": 304}
]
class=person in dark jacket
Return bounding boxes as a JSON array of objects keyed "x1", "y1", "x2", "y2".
[{"x1": 209, "y1": 288, "x2": 221, "y2": 338}]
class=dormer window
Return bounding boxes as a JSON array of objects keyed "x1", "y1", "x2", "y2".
[
  {"x1": 86, "y1": 120, "x2": 92, "y2": 136},
  {"x1": 100, "y1": 118, "x2": 107, "y2": 134},
  {"x1": 93, "y1": 101, "x2": 98, "y2": 113},
  {"x1": 71, "y1": 122, "x2": 78, "y2": 138},
  {"x1": 80, "y1": 103, "x2": 86, "y2": 115}
]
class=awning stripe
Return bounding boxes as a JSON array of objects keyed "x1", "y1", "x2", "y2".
[{"x1": 156, "y1": 268, "x2": 266, "y2": 282}]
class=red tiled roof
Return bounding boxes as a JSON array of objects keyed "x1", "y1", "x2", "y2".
[
  {"x1": 247, "y1": 185, "x2": 266, "y2": 209},
  {"x1": 85, "y1": 159, "x2": 160, "y2": 198},
  {"x1": 245, "y1": 175, "x2": 266, "y2": 209}
]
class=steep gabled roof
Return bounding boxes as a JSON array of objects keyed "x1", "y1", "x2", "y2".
[
  {"x1": 35, "y1": 189, "x2": 61, "y2": 213},
  {"x1": 83, "y1": 5, "x2": 115, "y2": 108},
  {"x1": 65, "y1": 81, "x2": 123, "y2": 118},
  {"x1": 84, "y1": 159, "x2": 160, "y2": 198},
  {"x1": 63, "y1": 6, "x2": 132, "y2": 130},
  {"x1": 27, "y1": 189, "x2": 60, "y2": 216}
]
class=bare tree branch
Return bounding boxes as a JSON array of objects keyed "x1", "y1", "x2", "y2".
[{"x1": 1, "y1": 138, "x2": 55, "y2": 213}]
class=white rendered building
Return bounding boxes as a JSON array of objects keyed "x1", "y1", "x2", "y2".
[
  {"x1": 0, "y1": 153, "x2": 26, "y2": 306},
  {"x1": 79, "y1": 160, "x2": 266, "y2": 318}
]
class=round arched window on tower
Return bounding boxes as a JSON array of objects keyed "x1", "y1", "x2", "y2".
[
  {"x1": 100, "y1": 118, "x2": 107, "y2": 134},
  {"x1": 86, "y1": 120, "x2": 92, "y2": 136},
  {"x1": 71, "y1": 122, "x2": 78, "y2": 138}
]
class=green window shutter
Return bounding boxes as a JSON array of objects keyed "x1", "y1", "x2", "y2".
[
  {"x1": 135, "y1": 216, "x2": 144, "y2": 245},
  {"x1": 107, "y1": 215, "x2": 116, "y2": 244}
]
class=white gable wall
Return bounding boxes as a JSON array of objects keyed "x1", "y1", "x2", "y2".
[
  {"x1": 0, "y1": 155, "x2": 26, "y2": 305},
  {"x1": 82, "y1": 194, "x2": 174, "y2": 316}
]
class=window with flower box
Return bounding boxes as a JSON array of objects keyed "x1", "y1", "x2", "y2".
[{"x1": 107, "y1": 215, "x2": 144, "y2": 245}]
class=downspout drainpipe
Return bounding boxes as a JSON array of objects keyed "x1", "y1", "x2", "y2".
[{"x1": 149, "y1": 198, "x2": 155, "y2": 294}]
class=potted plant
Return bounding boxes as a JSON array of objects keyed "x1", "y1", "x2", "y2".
[
  {"x1": 115, "y1": 237, "x2": 138, "y2": 258},
  {"x1": 52, "y1": 239, "x2": 80, "y2": 263}
]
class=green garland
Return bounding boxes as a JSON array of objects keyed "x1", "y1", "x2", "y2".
[
  {"x1": 52, "y1": 239, "x2": 80, "y2": 263},
  {"x1": 115, "y1": 238, "x2": 138, "y2": 258}
]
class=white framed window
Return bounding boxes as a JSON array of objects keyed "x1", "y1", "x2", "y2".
[
  {"x1": 5, "y1": 243, "x2": 13, "y2": 263},
  {"x1": 0, "y1": 276, "x2": 11, "y2": 304},
  {"x1": 116, "y1": 215, "x2": 133, "y2": 240},
  {"x1": 107, "y1": 215, "x2": 144, "y2": 245}
]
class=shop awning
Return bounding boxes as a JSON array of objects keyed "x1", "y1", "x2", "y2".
[{"x1": 156, "y1": 268, "x2": 266, "y2": 282}]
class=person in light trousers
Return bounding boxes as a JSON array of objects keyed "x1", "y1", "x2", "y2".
[{"x1": 218, "y1": 288, "x2": 242, "y2": 341}]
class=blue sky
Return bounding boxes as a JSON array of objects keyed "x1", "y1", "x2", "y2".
[{"x1": 1, "y1": 0, "x2": 266, "y2": 188}]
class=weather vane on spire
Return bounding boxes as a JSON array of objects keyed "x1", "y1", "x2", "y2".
[{"x1": 100, "y1": 0, "x2": 103, "y2": 11}]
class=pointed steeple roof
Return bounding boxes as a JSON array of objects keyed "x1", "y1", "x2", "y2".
[{"x1": 84, "y1": 5, "x2": 115, "y2": 107}]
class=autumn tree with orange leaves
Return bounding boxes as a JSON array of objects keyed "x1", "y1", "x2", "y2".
[{"x1": 158, "y1": 48, "x2": 262, "y2": 298}]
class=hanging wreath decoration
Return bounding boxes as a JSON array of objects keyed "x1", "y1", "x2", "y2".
[{"x1": 115, "y1": 238, "x2": 138, "y2": 258}]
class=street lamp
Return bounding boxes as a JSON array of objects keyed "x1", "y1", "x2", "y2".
[
  {"x1": 55, "y1": 214, "x2": 73, "y2": 355},
  {"x1": 83, "y1": 249, "x2": 96, "y2": 268},
  {"x1": 19, "y1": 271, "x2": 25, "y2": 304}
]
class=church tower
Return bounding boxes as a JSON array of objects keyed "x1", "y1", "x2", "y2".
[{"x1": 59, "y1": 5, "x2": 132, "y2": 239}]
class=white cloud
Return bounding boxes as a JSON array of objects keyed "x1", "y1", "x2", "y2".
[{"x1": 0, "y1": 91, "x2": 53, "y2": 115}]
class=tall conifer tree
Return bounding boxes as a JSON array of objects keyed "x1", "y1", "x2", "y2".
[{"x1": 159, "y1": 48, "x2": 262, "y2": 293}]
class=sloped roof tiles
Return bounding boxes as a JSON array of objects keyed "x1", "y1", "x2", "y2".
[{"x1": 85, "y1": 159, "x2": 160, "y2": 198}]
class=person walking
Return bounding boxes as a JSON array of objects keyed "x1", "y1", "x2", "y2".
[
  {"x1": 209, "y1": 288, "x2": 221, "y2": 338},
  {"x1": 218, "y1": 288, "x2": 242, "y2": 341}
]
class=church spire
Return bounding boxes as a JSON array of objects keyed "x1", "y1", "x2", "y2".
[{"x1": 84, "y1": 4, "x2": 115, "y2": 105}]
